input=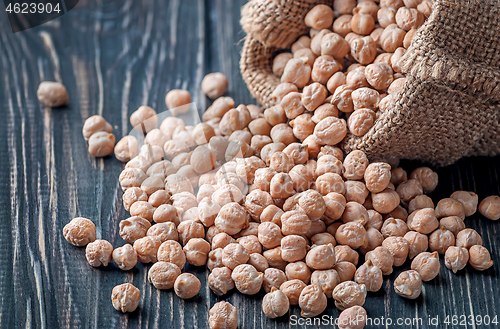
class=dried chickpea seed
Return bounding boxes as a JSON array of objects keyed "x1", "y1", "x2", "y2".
[
  {"x1": 394, "y1": 270, "x2": 422, "y2": 299},
  {"x1": 305, "y1": 5, "x2": 334, "y2": 30},
  {"x1": 37, "y1": 81, "x2": 69, "y2": 107},
  {"x1": 209, "y1": 301, "x2": 238, "y2": 329},
  {"x1": 299, "y1": 284, "x2": 328, "y2": 317},
  {"x1": 468, "y1": 245, "x2": 493, "y2": 271},
  {"x1": 444, "y1": 246, "x2": 469, "y2": 273},
  {"x1": 332, "y1": 281, "x2": 367, "y2": 311},
  {"x1": 411, "y1": 251, "x2": 440, "y2": 281},
  {"x1": 85, "y1": 239, "x2": 113, "y2": 267},
  {"x1": 111, "y1": 283, "x2": 141, "y2": 313},
  {"x1": 113, "y1": 244, "x2": 138, "y2": 271},
  {"x1": 262, "y1": 287, "x2": 290, "y2": 318},
  {"x1": 148, "y1": 261, "x2": 181, "y2": 289},
  {"x1": 479, "y1": 195, "x2": 500, "y2": 220},
  {"x1": 338, "y1": 306, "x2": 367, "y2": 329},
  {"x1": 202, "y1": 72, "x2": 228, "y2": 99},
  {"x1": 174, "y1": 273, "x2": 201, "y2": 299},
  {"x1": 63, "y1": 217, "x2": 96, "y2": 247},
  {"x1": 88, "y1": 131, "x2": 116, "y2": 157},
  {"x1": 231, "y1": 264, "x2": 264, "y2": 295}
]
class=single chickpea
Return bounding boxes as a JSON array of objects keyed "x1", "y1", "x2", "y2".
[
  {"x1": 314, "y1": 117, "x2": 348, "y2": 146},
  {"x1": 208, "y1": 267, "x2": 235, "y2": 296},
  {"x1": 63, "y1": 217, "x2": 96, "y2": 247},
  {"x1": 408, "y1": 194, "x2": 434, "y2": 214},
  {"x1": 335, "y1": 222, "x2": 368, "y2": 249},
  {"x1": 84, "y1": 239, "x2": 113, "y2": 267},
  {"x1": 280, "y1": 235, "x2": 307, "y2": 263},
  {"x1": 372, "y1": 188, "x2": 401, "y2": 215},
  {"x1": 333, "y1": 15, "x2": 353, "y2": 37},
  {"x1": 409, "y1": 167, "x2": 438, "y2": 194},
  {"x1": 344, "y1": 181, "x2": 369, "y2": 204},
  {"x1": 298, "y1": 189, "x2": 327, "y2": 220},
  {"x1": 403, "y1": 28, "x2": 417, "y2": 48},
  {"x1": 411, "y1": 251, "x2": 440, "y2": 281},
  {"x1": 207, "y1": 248, "x2": 224, "y2": 271},
  {"x1": 251, "y1": 135, "x2": 272, "y2": 158},
  {"x1": 342, "y1": 151, "x2": 367, "y2": 181},
  {"x1": 407, "y1": 208, "x2": 438, "y2": 234},
  {"x1": 111, "y1": 283, "x2": 141, "y2": 313},
  {"x1": 445, "y1": 246, "x2": 469, "y2": 273},
  {"x1": 88, "y1": 131, "x2": 116, "y2": 157},
  {"x1": 332, "y1": 85, "x2": 355, "y2": 114},
  {"x1": 270, "y1": 123, "x2": 297, "y2": 145},
  {"x1": 119, "y1": 167, "x2": 148, "y2": 191},
  {"x1": 222, "y1": 243, "x2": 250, "y2": 270},
  {"x1": 148, "y1": 189, "x2": 172, "y2": 208},
  {"x1": 348, "y1": 108, "x2": 375, "y2": 136},
  {"x1": 260, "y1": 268, "x2": 286, "y2": 295},
  {"x1": 129, "y1": 201, "x2": 155, "y2": 221},
  {"x1": 177, "y1": 220, "x2": 205, "y2": 246},
  {"x1": 479, "y1": 195, "x2": 500, "y2": 220},
  {"x1": 157, "y1": 240, "x2": 186, "y2": 269},
  {"x1": 302, "y1": 83, "x2": 328, "y2": 113},
  {"x1": 305, "y1": 4, "x2": 334, "y2": 30},
  {"x1": 311, "y1": 55, "x2": 342, "y2": 85},
  {"x1": 351, "y1": 13, "x2": 375, "y2": 35},
  {"x1": 435, "y1": 198, "x2": 465, "y2": 220},
  {"x1": 378, "y1": 7, "x2": 396, "y2": 28},
  {"x1": 333, "y1": 262, "x2": 356, "y2": 282},
  {"x1": 147, "y1": 222, "x2": 178, "y2": 243},
  {"x1": 264, "y1": 247, "x2": 288, "y2": 271},
  {"x1": 334, "y1": 245, "x2": 358, "y2": 265},
  {"x1": 269, "y1": 151, "x2": 294, "y2": 173},
  {"x1": 342, "y1": 201, "x2": 369, "y2": 225},
  {"x1": 346, "y1": 66, "x2": 370, "y2": 89},
  {"x1": 379, "y1": 24, "x2": 406, "y2": 52},
  {"x1": 429, "y1": 227, "x2": 455, "y2": 254},
  {"x1": 37, "y1": 81, "x2": 69, "y2": 107},
  {"x1": 115, "y1": 136, "x2": 139, "y2": 162},
  {"x1": 352, "y1": 88, "x2": 380, "y2": 110},
  {"x1": 299, "y1": 284, "x2": 328, "y2": 317},
  {"x1": 254, "y1": 168, "x2": 277, "y2": 192},
  {"x1": 365, "y1": 246, "x2": 394, "y2": 275},
  {"x1": 153, "y1": 204, "x2": 179, "y2": 226},
  {"x1": 133, "y1": 236, "x2": 161, "y2": 263},
  {"x1": 248, "y1": 253, "x2": 269, "y2": 272},
  {"x1": 201, "y1": 73, "x2": 228, "y2": 99},
  {"x1": 283, "y1": 144, "x2": 309, "y2": 167},
  {"x1": 130, "y1": 105, "x2": 158, "y2": 132},
  {"x1": 260, "y1": 205, "x2": 284, "y2": 226},
  {"x1": 365, "y1": 62, "x2": 394, "y2": 90},
  {"x1": 148, "y1": 261, "x2": 181, "y2": 290},
  {"x1": 383, "y1": 236, "x2": 409, "y2": 266},
  {"x1": 261, "y1": 143, "x2": 286, "y2": 166},
  {"x1": 212, "y1": 233, "x2": 234, "y2": 250},
  {"x1": 119, "y1": 216, "x2": 151, "y2": 244},
  {"x1": 165, "y1": 90, "x2": 191, "y2": 116},
  {"x1": 394, "y1": 270, "x2": 422, "y2": 299},
  {"x1": 281, "y1": 57, "x2": 311, "y2": 88},
  {"x1": 231, "y1": 264, "x2": 264, "y2": 295},
  {"x1": 332, "y1": 281, "x2": 367, "y2": 311},
  {"x1": 449, "y1": 191, "x2": 478, "y2": 217},
  {"x1": 112, "y1": 244, "x2": 138, "y2": 271},
  {"x1": 311, "y1": 269, "x2": 340, "y2": 298},
  {"x1": 202, "y1": 97, "x2": 234, "y2": 122},
  {"x1": 366, "y1": 209, "x2": 383, "y2": 230},
  {"x1": 364, "y1": 162, "x2": 392, "y2": 193},
  {"x1": 262, "y1": 288, "x2": 290, "y2": 319},
  {"x1": 281, "y1": 209, "x2": 312, "y2": 236},
  {"x1": 280, "y1": 92, "x2": 305, "y2": 120},
  {"x1": 380, "y1": 0, "x2": 404, "y2": 8},
  {"x1": 321, "y1": 33, "x2": 350, "y2": 60},
  {"x1": 395, "y1": 7, "x2": 424, "y2": 31},
  {"x1": 270, "y1": 173, "x2": 296, "y2": 199},
  {"x1": 209, "y1": 301, "x2": 238, "y2": 329},
  {"x1": 316, "y1": 154, "x2": 343, "y2": 177},
  {"x1": 214, "y1": 202, "x2": 248, "y2": 235},
  {"x1": 264, "y1": 105, "x2": 288, "y2": 127},
  {"x1": 174, "y1": 273, "x2": 201, "y2": 299},
  {"x1": 271, "y1": 83, "x2": 299, "y2": 103},
  {"x1": 238, "y1": 235, "x2": 262, "y2": 255},
  {"x1": 219, "y1": 107, "x2": 252, "y2": 136},
  {"x1": 183, "y1": 238, "x2": 210, "y2": 266},
  {"x1": 350, "y1": 36, "x2": 377, "y2": 64},
  {"x1": 338, "y1": 306, "x2": 367, "y2": 329},
  {"x1": 273, "y1": 53, "x2": 294, "y2": 77},
  {"x1": 316, "y1": 173, "x2": 345, "y2": 196},
  {"x1": 359, "y1": 227, "x2": 384, "y2": 254},
  {"x1": 404, "y1": 231, "x2": 429, "y2": 259},
  {"x1": 396, "y1": 178, "x2": 423, "y2": 204},
  {"x1": 438, "y1": 216, "x2": 465, "y2": 237},
  {"x1": 456, "y1": 229, "x2": 483, "y2": 249},
  {"x1": 291, "y1": 35, "x2": 311, "y2": 53},
  {"x1": 160, "y1": 116, "x2": 185, "y2": 138},
  {"x1": 305, "y1": 244, "x2": 336, "y2": 270},
  {"x1": 354, "y1": 260, "x2": 383, "y2": 292}
]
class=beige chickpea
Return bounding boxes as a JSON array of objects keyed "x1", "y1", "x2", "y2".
[
  {"x1": 269, "y1": 151, "x2": 294, "y2": 173},
  {"x1": 294, "y1": 47, "x2": 317, "y2": 68},
  {"x1": 365, "y1": 209, "x2": 383, "y2": 230},
  {"x1": 202, "y1": 97, "x2": 234, "y2": 122},
  {"x1": 404, "y1": 231, "x2": 428, "y2": 259},
  {"x1": 122, "y1": 187, "x2": 148, "y2": 212},
  {"x1": 209, "y1": 301, "x2": 238, "y2": 329},
  {"x1": 311, "y1": 269, "x2": 340, "y2": 298},
  {"x1": 125, "y1": 155, "x2": 151, "y2": 173},
  {"x1": 153, "y1": 204, "x2": 180, "y2": 225},
  {"x1": 261, "y1": 268, "x2": 286, "y2": 294},
  {"x1": 450, "y1": 191, "x2": 478, "y2": 217},
  {"x1": 281, "y1": 209, "x2": 312, "y2": 236},
  {"x1": 314, "y1": 117, "x2": 347, "y2": 146},
  {"x1": 237, "y1": 235, "x2": 262, "y2": 255},
  {"x1": 264, "y1": 105, "x2": 288, "y2": 127},
  {"x1": 291, "y1": 35, "x2": 311, "y2": 53},
  {"x1": 119, "y1": 216, "x2": 151, "y2": 244},
  {"x1": 337, "y1": 306, "x2": 367, "y2": 329},
  {"x1": 305, "y1": 4, "x2": 334, "y2": 30},
  {"x1": 147, "y1": 222, "x2": 178, "y2": 243},
  {"x1": 165, "y1": 90, "x2": 191, "y2": 116},
  {"x1": 183, "y1": 238, "x2": 210, "y2": 266},
  {"x1": 260, "y1": 205, "x2": 284, "y2": 226},
  {"x1": 445, "y1": 246, "x2": 469, "y2": 273},
  {"x1": 253, "y1": 168, "x2": 277, "y2": 192},
  {"x1": 379, "y1": 24, "x2": 406, "y2": 52},
  {"x1": 207, "y1": 248, "x2": 224, "y2": 271},
  {"x1": 248, "y1": 253, "x2": 269, "y2": 273},
  {"x1": 201, "y1": 72, "x2": 228, "y2": 99},
  {"x1": 311, "y1": 55, "x2": 342, "y2": 85},
  {"x1": 365, "y1": 62, "x2": 394, "y2": 90},
  {"x1": 280, "y1": 235, "x2": 307, "y2": 263},
  {"x1": 271, "y1": 83, "x2": 299, "y2": 104},
  {"x1": 134, "y1": 236, "x2": 161, "y2": 263},
  {"x1": 390, "y1": 167, "x2": 408, "y2": 186},
  {"x1": 114, "y1": 136, "x2": 139, "y2": 162},
  {"x1": 208, "y1": 267, "x2": 235, "y2": 296},
  {"x1": 321, "y1": 33, "x2": 350, "y2": 60},
  {"x1": 273, "y1": 53, "x2": 294, "y2": 77},
  {"x1": 403, "y1": 28, "x2": 416, "y2": 48},
  {"x1": 302, "y1": 136, "x2": 321, "y2": 159},
  {"x1": 435, "y1": 198, "x2": 465, "y2": 220},
  {"x1": 281, "y1": 57, "x2": 311, "y2": 88},
  {"x1": 174, "y1": 273, "x2": 201, "y2": 299},
  {"x1": 352, "y1": 88, "x2": 380, "y2": 110},
  {"x1": 163, "y1": 140, "x2": 189, "y2": 161},
  {"x1": 246, "y1": 119, "x2": 271, "y2": 138},
  {"x1": 302, "y1": 83, "x2": 328, "y2": 112},
  {"x1": 280, "y1": 92, "x2": 305, "y2": 120},
  {"x1": 371, "y1": 27, "x2": 385, "y2": 47},
  {"x1": 177, "y1": 220, "x2": 204, "y2": 246},
  {"x1": 409, "y1": 167, "x2": 438, "y2": 194},
  {"x1": 316, "y1": 173, "x2": 345, "y2": 196},
  {"x1": 429, "y1": 227, "x2": 455, "y2": 254},
  {"x1": 111, "y1": 283, "x2": 141, "y2": 313},
  {"x1": 335, "y1": 222, "x2": 368, "y2": 249},
  {"x1": 231, "y1": 264, "x2": 264, "y2": 295},
  {"x1": 213, "y1": 202, "x2": 248, "y2": 235},
  {"x1": 479, "y1": 195, "x2": 500, "y2": 220},
  {"x1": 130, "y1": 105, "x2": 158, "y2": 132},
  {"x1": 148, "y1": 189, "x2": 172, "y2": 207},
  {"x1": 350, "y1": 36, "x2": 377, "y2": 64},
  {"x1": 251, "y1": 135, "x2": 272, "y2": 158},
  {"x1": 346, "y1": 66, "x2": 370, "y2": 89},
  {"x1": 344, "y1": 181, "x2": 369, "y2": 204},
  {"x1": 332, "y1": 15, "x2": 352, "y2": 37},
  {"x1": 351, "y1": 13, "x2": 375, "y2": 35},
  {"x1": 364, "y1": 162, "x2": 391, "y2": 193},
  {"x1": 456, "y1": 229, "x2": 483, "y2": 249},
  {"x1": 378, "y1": 7, "x2": 396, "y2": 28},
  {"x1": 366, "y1": 246, "x2": 394, "y2": 275},
  {"x1": 85, "y1": 240, "x2": 113, "y2": 267},
  {"x1": 372, "y1": 188, "x2": 400, "y2": 214},
  {"x1": 283, "y1": 144, "x2": 309, "y2": 166},
  {"x1": 341, "y1": 201, "x2": 369, "y2": 225},
  {"x1": 63, "y1": 217, "x2": 96, "y2": 247},
  {"x1": 219, "y1": 107, "x2": 252, "y2": 136},
  {"x1": 148, "y1": 261, "x2": 181, "y2": 290},
  {"x1": 408, "y1": 194, "x2": 434, "y2": 214},
  {"x1": 381, "y1": 217, "x2": 409, "y2": 238},
  {"x1": 333, "y1": 262, "x2": 356, "y2": 282},
  {"x1": 270, "y1": 173, "x2": 296, "y2": 199},
  {"x1": 222, "y1": 243, "x2": 250, "y2": 270},
  {"x1": 298, "y1": 189, "x2": 327, "y2": 220},
  {"x1": 342, "y1": 151, "x2": 367, "y2": 181},
  {"x1": 140, "y1": 176, "x2": 164, "y2": 197},
  {"x1": 394, "y1": 270, "x2": 422, "y2": 299},
  {"x1": 299, "y1": 284, "x2": 328, "y2": 317},
  {"x1": 380, "y1": 0, "x2": 404, "y2": 8},
  {"x1": 439, "y1": 216, "x2": 465, "y2": 237},
  {"x1": 411, "y1": 251, "x2": 440, "y2": 281},
  {"x1": 270, "y1": 123, "x2": 297, "y2": 145},
  {"x1": 383, "y1": 236, "x2": 409, "y2": 266},
  {"x1": 37, "y1": 81, "x2": 69, "y2": 107},
  {"x1": 396, "y1": 178, "x2": 423, "y2": 204},
  {"x1": 332, "y1": 281, "x2": 367, "y2": 311},
  {"x1": 171, "y1": 192, "x2": 198, "y2": 214},
  {"x1": 212, "y1": 232, "x2": 234, "y2": 250},
  {"x1": 310, "y1": 233, "x2": 336, "y2": 247},
  {"x1": 262, "y1": 287, "x2": 290, "y2": 319},
  {"x1": 334, "y1": 0, "x2": 356, "y2": 14},
  {"x1": 316, "y1": 154, "x2": 343, "y2": 176},
  {"x1": 157, "y1": 240, "x2": 186, "y2": 269},
  {"x1": 305, "y1": 244, "x2": 336, "y2": 270},
  {"x1": 289, "y1": 115, "x2": 315, "y2": 142},
  {"x1": 395, "y1": 7, "x2": 424, "y2": 31},
  {"x1": 88, "y1": 131, "x2": 116, "y2": 157},
  {"x1": 334, "y1": 245, "x2": 359, "y2": 265},
  {"x1": 191, "y1": 123, "x2": 215, "y2": 146},
  {"x1": 310, "y1": 29, "x2": 331, "y2": 55},
  {"x1": 332, "y1": 85, "x2": 355, "y2": 114},
  {"x1": 189, "y1": 145, "x2": 215, "y2": 175},
  {"x1": 354, "y1": 260, "x2": 383, "y2": 292},
  {"x1": 263, "y1": 247, "x2": 287, "y2": 271},
  {"x1": 160, "y1": 116, "x2": 185, "y2": 138},
  {"x1": 197, "y1": 197, "x2": 220, "y2": 227},
  {"x1": 390, "y1": 47, "x2": 406, "y2": 74},
  {"x1": 306, "y1": 220, "x2": 327, "y2": 239},
  {"x1": 112, "y1": 244, "x2": 138, "y2": 271},
  {"x1": 129, "y1": 201, "x2": 155, "y2": 222},
  {"x1": 279, "y1": 279, "x2": 305, "y2": 305},
  {"x1": 360, "y1": 227, "x2": 384, "y2": 254},
  {"x1": 348, "y1": 108, "x2": 375, "y2": 136}
]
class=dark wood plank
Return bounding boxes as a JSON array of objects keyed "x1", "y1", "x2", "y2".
[{"x1": 0, "y1": 0, "x2": 499, "y2": 328}]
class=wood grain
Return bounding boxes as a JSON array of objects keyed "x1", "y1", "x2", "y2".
[{"x1": 0, "y1": 0, "x2": 499, "y2": 328}]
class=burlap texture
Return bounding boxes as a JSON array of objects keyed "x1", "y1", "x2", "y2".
[{"x1": 240, "y1": 0, "x2": 500, "y2": 166}]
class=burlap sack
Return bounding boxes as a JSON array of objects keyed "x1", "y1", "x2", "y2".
[{"x1": 240, "y1": 0, "x2": 500, "y2": 166}]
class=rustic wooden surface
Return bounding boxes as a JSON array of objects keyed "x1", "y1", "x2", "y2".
[{"x1": 0, "y1": 0, "x2": 499, "y2": 328}]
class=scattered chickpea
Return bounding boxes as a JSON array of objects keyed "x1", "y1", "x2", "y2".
[
  {"x1": 157, "y1": 240, "x2": 186, "y2": 269},
  {"x1": 111, "y1": 283, "x2": 141, "y2": 313},
  {"x1": 429, "y1": 227, "x2": 455, "y2": 254},
  {"x1": 148, "y1": 261, "x2": 181, "y2": 289},
  {"x1": 450, "y1": 191, "x2": 478, "y2": 217},
  {"x1": 395, "y1": 7, "x2": 424, "y2": 31},
  {"x1": 456, "y1": 228, "x2": 483, "y2": 249},
  {"x1": 411, "y1": 251, "x2": 440, "y2": 281},
  {"x1": 85, "y1": 239, "x2": 113, "y2": 267},
  {"x1": 174, "y1": 273, "x2": 201, "y2": 299},
  {"x1": 202, "y1": 73, "x2": 228, "y2": 99},
  {"x1": 209, "y1": 301, "x2": 238, "y2": 329},
  {"x1": 208, "y1": 267, "x2": 235, "y2": 296},
  {"x1": 231, "y1": 264, "x2": 264, "y2": 295},
  {"x1": 165, "y1": 90, "x2": 192, "y2": 116},
  {"x1": 383, "y1": 236, "x2": 409, "y2": 266},
  {"x1": 334, "y1": 261, "x2": 357, "y2": 282},
  {"x1": 338, "y1": 306, "x2": 367, "y2": 329},
  {"x1": 408, "y1": 194, "x2": 434, "y2": 214},
  {"x1": 479, "y1": 195, "x2": 500, "y2": 220},
  {"x1": 285, "y1": 261, "x2": 311, "y2": 283},
  {"x1": 394, "y1": 270, "x2": 422, "y2": 299},
  {"x1": 407, "y1": 208, "x2": 439, "y2": 234},
  {"x1": 468, "y1": 245, "x2": 493, "y2": 271},
  {"x1": 262, "y1": 287, "x2": 290, "y2": 318},
  {"x1": 332, "y1": 281, "x2": 367, "y2": 311},
  {"x1": 183, "y1": 238, "x2": 210, "y2": 266},
  {"x1": 354, "y1": 259, "x2": 383, "y2": 292},
  {"x1": 130, "y1": 105, "x2": 158, "y2": 132},
  {"x1": 88, "y1": 131, "x2": 116, "y2": 157},
  {"x1": 365, "y1": 246, "x2": 394, "y2": 275},
  {"x1": 336, "y1": 222, "x2": 368, "y2": 249},
  {"x1": 396, "y1": 178, "x2": 423, "y2": 204},
  {"x1": 281, "y1": 57, "x2": 311, "y2": 88},
  {"x1": 299, "y1": 284, "x2": 328, "y2": 317},
  {"x1": 351, "y1": 13, "x2": 375, "y2": 35},
  {"x1": 381, "y1": 217, "x2": 409, "y2": 238},
  {"x1": 37, "y1": 81, "x2": 69, "y2": 107},
  {"x1": 445, "y1": 246, "x2": 469, "y2": 273},
  {"x1": 305, "y1": 4, "x2": 334, "y2": 30},
  {"x1": 63, "y1": 217, "x2": 96, "y2": 247},
  {"x1": 404, "y1": 231, "x2": 429, "y2": 259}
]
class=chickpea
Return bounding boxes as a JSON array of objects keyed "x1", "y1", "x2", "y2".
[
  {"x1": 133, "y1": 236, "x2": 160, "y2": 264},
  {"x1": 237, "y1": 235, "x2": 261, "y2": 255},
  {"x1": 281, "y1": 209, "x2": 312, "y2": 236},
  {"x1": 351, "y1": 13, "x2": 375, "y2": 35},
  {"x1": 260, "y1": 205, "x2": 284, "y2": 226},
  {"x1": 214, "y1": 202, "x2": 248, "y2": 236},
  {"x1": 111, "y1": 283, "x2": 141, "y2": 313},
  {"x1": 429, "y1": 227, "x2": 455, "y2": 254},
  {"x1": 411, "y1": 251, "x2": 441, "y2": 281},
  {"x1": 456, "y1": 229, "x2": 483, "y2": 249},
  {"x1": 111, "y1": 244, "x2": 137, "y2": 271},
  {"x1": 208, "y1": 267, "x2": 235, "y2": 296},
  {"x1": 202, "y1": 97, "x2": 233, "y2": 122},
  {"x1": 316, "y1": 155, "x2": 343, "y2": 177},
  {"x1": 88, "y1": 131, "x2": 116, "y2": 157},
  {"x1": 331, "y1": 262, "x2": 355, "y2": 282},
  {"x1": 380, "y1": 0, "x2": 404, "y2": 8},
  {"x1": 404, "y1": 231, "x2": 429, "y2": 259},
  {"x1": 37, "y1": 81, "x2": 69, "y2": 107},
  {"x1": 395, "y1": 7, "x2": 424, "y2": 31},
  {"x1": 379, "y1": 24, "x2": 406, "y2": 53},
  {"x1": 396, "y1": 178, "x2": 423, "y2": 204},
  {"x1": 337, "y1": 306, "x2": 367, "y2": 329},
  {"x1": 408, "y1": 167, "x2": 437, "y2": 194},
  {"x1": 165, "y1": 89, "x2": 191, "y2": 116},
  {"x1": 283, "y1": 144, "x2": 309, "y2": 167},
  {"x1": 479, "y1": 195, "x2": 500, "y2": 220},
  {"x1": 152, "y1": 204, "x2": 179, "y2": 226},
  {"x1": 359, "y1": 227, "x2": 384, "y2": 254},
  {"x1": 209, "y1": 301, "x2": 238, "y2": 329},
  {"x1": 177, "y1": 220, "x2": 204, "y2": 246},
  {"x1": 346, "y1": 66, "x2": 370, "y2": 89},
  {"x1": 147, "y1": 261, "x2": 181, "y2": 290},
  {"x1": 231, "y1": 264, "x2": 264, "y2": 295},
  {"x1": 278, "y1": 235, "x2": 306, "y2": 263},
  {"x1": 220, "y1": 243, "x2": 249, "y2": 270},
  {"x1": 248, "y1": 253, "x2": 269, "y2": 272},
  {"x1": 182, "y1": 238, "x2": 210, "y2": 266},
  {"x1": 83, "y1": 239, "x2": 113, "y2": 268},
  {"x1": 354, "y1": 260, "x2": 383, "y2": 292},
  {"x1": 403, "y1": 28, "x2": 417, "y2": 48},
  {"x1": 301, "y1": 84, "x2": 327, "y2": 113},
  {"x1": 321, "y1": 33, "x2": 350, "y2": 60},
  {"x1": 147, "y1": 222, "x2": 178, "y2": 243},
  {"x1": 156, "y1": 240, "x2": 185, "y2": 270},
  {"x1": 270, "y1": 124, "x2": 297, "y2": 146},
  {"x1": 352, "y1": 88, "x2": 380, "y2": 110},
  {"x1": 294, "y1": 47, "x2": 318, "y2": 68},
  {"x1": 365, "y1": 246, "x2": 394, "y2": 275},
  {"x1": 219, "y1": 107, "x2": 252, "y2": 137},
  {"x1": 273, "y1": 53, "x2": 293, "y2": 77},
  {"x1": 303, "y1": 244, "x2": 335, "y2": 270},
  {"x1": 173, "y1": 273, "x2": 201, "y2": 299},
  {"x1": 206, "y1": 248, "x2": 223, "y2": 271},
  {"x1": 394, "y1": 270, "x2": 422, "y2": 299},
  {"x1": 63, "y1": 217, "x2": 96, "y2": 247},
  {"x1": 311, "y1": 55, "x2": 342, "y2": 85},
  {"x1": 382, "y1": 236, "x2": 409, "y2": 266},
  {"x1": 348, "y1": 108, "x2": 375, "y2": 136},
  {"x1": 268, "y1": 151, "x2": 293, "y2": 173},
  {"x1": 261, "y1": 143, "x2": 287, "y2": 166},
  {"x1": 251, "y1": 135, "x2": 272, "y2": 158},
  {"x1": 331, "y1": 15, "x2": 351, "y2": 37},
  {"x1": 305, "y1": 4, "x2": 334, "y2": 30},
  {"x1": 364, "y1": 63, "x2": 394, "y2": 91},
  {"x1": 281, "y1": 57, "x2": 311, "y2": 88},
  {"x1": 408, "y1": 194, "x2": 434, "y2": 214},
  {"x1": 297, "y1": 189, "x2": 326, "y2": 220},
  {"x1": 350, "y1": 36, "x2": 377, "y2": 64},
  {"x1": 314, "y1": 117, "x2": 347, "y2": 145},
  {"x1": 253, "y1": 168, "x2": 276, "y2": 193},
  {"x1": 372, "y1": 188, "x2": 400, "y2": 214},
  {"x1": 261, "y1": 287, "x2": 290, "y2": 319},
  {"x1": 332, "y1": 281, "x2": 367, "y2": 311},
  {"x1": 201, "y1": 72, "x2": 228, "y2": 99},
  {"x1": 335, "y1": 222, "x2": 368, "y2": 249},
  {"x1": 298, "y1": 284, "x2": 327, "y2": 317},
  {"x1": 364, "y1": 210, "x2": 382, "y2": 230},
  {"x1": 270, "y1": 173, "x2": 296, "y2": 199},
  {"x1": 381, "y1": 217, "x2": 408, "y2": 238},
  {"x1": 448, "y1": 191, "x2": 477, "y2": 217},
  {"x1": 316, "y1": 173, "x2": 345, "y2": 196},
  {"x1": 160, "y1": 116, "x2": 185, "y2": 138},
  {"x1": 119, "y1": 216, "x2": 151, "y2": 244},
  {"x1": 439, "y1": 216, "x2": 465, "y2": 237},
  {"x1": 271, "y1": 84, "x2": 299, "y2": 104},
  {"x1": 435, "y1": 198, "x2": 465, "y2": 220},
  {"x1": 343, "y1": 181, "x2": 368, "y2": 204},
  {"x1": 211, "y1": 233, "x2": 233, "y2": 250},
  {"x1": 82, "y1": 115, "x2": 114, "y2": 140},
  {"x1": 264, "y1": 105, "x2": 288, "y2": 127},
  {"x1": 445, "y1": 246, "x2": 469, "y2": 273},
  {"x1": 278, "y1": 92, "x2": 305, "y2": 121}
]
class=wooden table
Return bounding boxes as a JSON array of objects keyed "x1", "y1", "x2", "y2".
[{"x1": 0, "y1": 0, "x2": 499, "y2": 328}]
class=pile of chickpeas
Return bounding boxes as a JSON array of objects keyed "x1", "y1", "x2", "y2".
[
  {"x1": 62, "y1": 62, "x2": 500, "y2": 329},
  {"x1": 271, "y1": 0, "x2": 432, "y2": 139}
]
